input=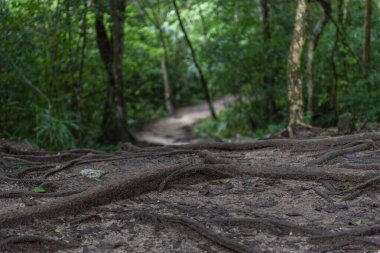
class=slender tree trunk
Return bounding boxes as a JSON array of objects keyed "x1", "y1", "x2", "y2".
[
  {"x1": 72, "y1": 0, "x2": 88, "y2": 120},
  {"x1": 147, "y1": 0, "x2": 174, "y2": 114},
  {"x1": 159, "y1": 31, "x2": 174, "y2": 114},
  {"x1": 306, "y1": 1, "x2": 330, "y2": 114},
  {"x1": 287, "y1": 0, "x2": 308, "y2": 128},
  {"x1": 171, "y1": 0, "x2": 216, "y2": 119},
  {"x1": 259, "y1": 0, "x2": 277, "y2": 122},
  {"x1": 363, "y1": 0, "x2": 372, "y2": 67},
  {"x1": 95, "y1": 0, "x2": 133, "y2": 144},
  {"x1": 329, "y1": 0, "x2": 344, "y2": 123}
]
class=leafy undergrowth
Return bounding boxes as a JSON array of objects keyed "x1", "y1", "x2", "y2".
[{"x1": 194, "y1": 104, "x2": 285, "y2": 140}]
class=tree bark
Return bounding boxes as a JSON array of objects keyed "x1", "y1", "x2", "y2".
[
  {"x1": 171, "y1": 0, "x2": 217, "y2": 119},
  {"x1": 287, "y1": 0, "x2": 308, "y2": 127},
  {"x1": 95, "y1": 0, "x2": 133, "y2": 144},
  {"x1": 363, "y1": 0, "x2": 372, "y2": 67},
  {"x1": 306, "y1": 1, "x2": 330, "y2": 114}
]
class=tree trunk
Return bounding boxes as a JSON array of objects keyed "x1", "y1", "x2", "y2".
[
  {"x1": 363, "y1": 0, "x2": 372, "y2": 67},
  {"x1": 95, "y1": 0, "x2": 133, "y2": 144},
  {"x1": 306, "y1": 1, "x2": 330, "y2": 114},
  {"x1": 259, "y1": 0, "x2": 277, "y2": 122},
  {"x1": 171, "y1": 0, "x2": 217, "y2": 119},
  {"x1": 287, "y1": 0, "x2": 308, "y2": 127},
  {"x1": 148, "y1": 0, "x2": 174, "y2": 115},
  {"x1": 159, "y1": 31, "x2": 174, "y2": 115}
]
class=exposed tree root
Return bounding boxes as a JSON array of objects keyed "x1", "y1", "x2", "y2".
[
  {"x1": 331, "y1": 174, "x2": 380, "y2": 195},
  {"x1": 212, "y1": 216, "x2": 325, "y2": 236},
  {"x1": 0, "y1": 174, "x2": 51, "y2": 183},
  {"x1": 15, "y1": 164, "x2": 56, "y2": 178},
  {"x1": 312, "y1": 187, "x2": 334, "y2": 203},
  {"x1": 306, "y1": 141, "x2": 373, "y2": 166},
  {"x1": 0, "y1": 163, "x2": 184, "y2": 228},
  {"x1": 0, "y1": 235, "x2": 74, "y2": 248},
  {"x1": 0, "y1": 160, "x2": 377, "y2": 229},
  {"x1": 70, "y1": 213, "x2": 101, "y2": 225},
  {"x1": 158, "y1": 164, "x2": 236, "y2": 192},
  {"x1": 340, "y1": 163, "x2": 380, "y2": 170},
  {"x1": 341, "y1": 188, "x2": 367, "y2": 201},
  {"x1": 0, "y1": 189, "x2": 84, "y2": 198},
  {"x1": 310, "y1": 224, "x2": 380, "y2": 241},
  {"x1": 199, "y1": 150, "x2": 231, "y2": 164},
  {"x1": 176, "y1": 132, "x2": 380, "y2": 151},
  {"x1": 132, "y1": 211, "x2": 259, "y2": 253},
  {"x1": 43, "y1": 154, "x2": 126, "y2": 178},
  {"x1": 321, "y1": 180, "x2": 336, "y2": 192}
]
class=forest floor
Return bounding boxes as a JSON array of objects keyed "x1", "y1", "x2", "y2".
[{"x1": 0, "y1": 118, "x2": 380, "y2": 252}]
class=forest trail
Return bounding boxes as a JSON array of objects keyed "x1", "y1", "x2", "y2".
[{"x1": 137, "y1": 96, "x2": 235, "y2": 145}]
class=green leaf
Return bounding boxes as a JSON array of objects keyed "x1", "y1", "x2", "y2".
[
  {"x1": 32, "y1": 186, "x2": 46, "y2": 193},
  {"x1": 242, "y1": 230, "x2": 258, "y2": 236},
  {"x1": 54, "y1": 227, "x2": 64, "y2": 233},
  {"x1": 219, "y1": 178, "x2": 231, "y2": 184},
  {"x1": 349, "y1": 218, "x2": 363, "y2": 226}
]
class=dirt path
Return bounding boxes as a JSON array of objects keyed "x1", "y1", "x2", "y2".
[{"x1": 137, "y1": 96, "x2": 235, "y2": 145}]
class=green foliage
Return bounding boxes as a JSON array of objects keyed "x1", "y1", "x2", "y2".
[
  {"x1": 1, "y1": 0, "x2": 379, "y2": 149},
  {"x1": 35, "y1": 109, "x2": 78, "y2": 150},
  {"x1": 194, "y1": 101, "x2": 285, "y2": 140}
]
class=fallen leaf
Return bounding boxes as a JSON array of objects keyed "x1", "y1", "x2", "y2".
[
  {"x1": 32, "y1": 186, "x2": 46, "y2": 193},
  {"x1": 349, "y1": 218, "x2": 363, "y2": 226},
  {"x1": 219, "y1": 179, "x2": 231, "y2": 184}
]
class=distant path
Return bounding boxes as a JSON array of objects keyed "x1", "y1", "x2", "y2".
[{"x1": 137, "y1": 96, "x2": 234, "y2": 145}]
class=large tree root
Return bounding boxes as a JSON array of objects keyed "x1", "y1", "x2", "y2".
[
  {"x1": 0, "y1": 235, "x2": 74, "y2": 249},
  {"x1": 175, "y1": 132, "x2": 380, "y2": 151},
  {"x1": 310, "y1": 224, "x2": 380, "y2": 241},
  {"x1": 306, "y1": 141, "x2": 373, "y2": 166},
  {"x1": 132, "y1": 211, "x2": 259, "y2": 253},
  {"x1": 341, "y1": 163, "x2": 380, "y2": 170},
  {"x1": 331, "y1": 174, "x2": 380, "y2": 195},
  {"x1": 158, "y1": 164, "x2": 236, "y2": 192},
  {"x1": 0, "y1": 189, "x2": 85, "y2": 198},
  {"x1": 0, "y1": 161, "x2": 377, "y2": 229}
]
